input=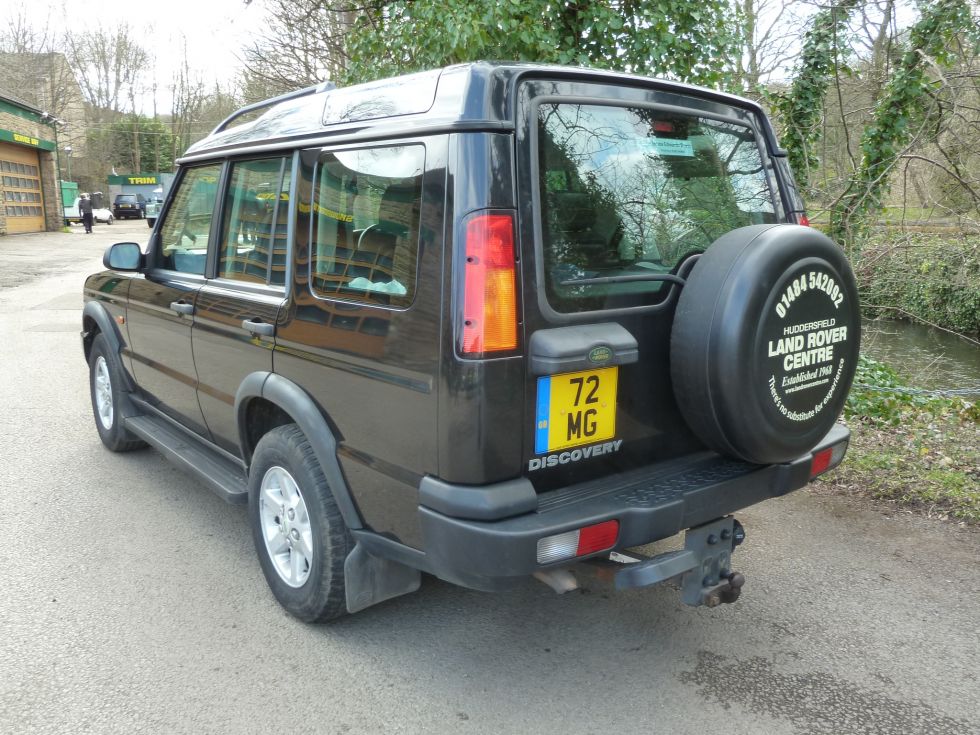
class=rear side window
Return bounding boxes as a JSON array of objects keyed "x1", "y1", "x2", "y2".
[
  {"x1": 536, "y1": 103, "x2": 776, "y2": 313},
  {"x1": 309, "y1": 145, "x2": 423, "y2": 307},
  {"x1": 217, "y1": 157, "x2": 292, "y2": 286}
]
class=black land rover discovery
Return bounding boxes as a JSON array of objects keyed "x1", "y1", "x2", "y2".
[
  {"x1": 112, "y1": 193, "x2": 145, "y2": 219},
  {"x1": 82, "y1": 62, "x2": 860, "y2": 621}
]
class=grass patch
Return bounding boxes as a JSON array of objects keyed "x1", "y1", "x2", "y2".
[
  {"x1": 878, "y1": 206, "x2": 952, "y2": 222},
  {"x1": 814, "y1": 357, "x2": 980, "y2": 523}
]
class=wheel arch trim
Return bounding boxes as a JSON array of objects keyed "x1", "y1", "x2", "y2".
[
  {"x1": 82, "y1": 301, "x2": 140, "y2": 417},
  {"x1": 235, "y1": 372, "x2": 363, "y2": 530},
  {"x1": 82, "y1": 299, "x2": 125, "y2": 358}
]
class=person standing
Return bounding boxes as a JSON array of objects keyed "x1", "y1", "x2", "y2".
[{"x1": 79, "y1": 193, "x2": 94, "y2": 234}]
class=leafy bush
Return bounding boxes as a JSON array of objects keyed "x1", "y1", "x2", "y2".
[
  {"x1": 856, "y1": 233, "x2": 980, "y2": 339},
  {"x1": 846, "y1": 354, "x2": 979, "y2": 424}
]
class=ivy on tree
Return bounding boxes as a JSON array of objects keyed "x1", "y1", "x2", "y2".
[
  {"x1": 830, "y1": 0, "x2": 973, "y2": 248},
  {"x1": 774, "y1": 0, "x2": 859, "y2": 195}
]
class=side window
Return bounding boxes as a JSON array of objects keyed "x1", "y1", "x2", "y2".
[
  {"x1": 157, "y1": 164, "x2": 222, "y2": 274},
  {"x1": 217, "y1": 157, "x2": 292, "y2": 285},
  {"x1": 309, "y1": 145, "x2": 423, "y2": 307}
]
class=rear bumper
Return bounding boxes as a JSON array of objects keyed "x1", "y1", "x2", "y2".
[{"x1": 379, "y1": 424, "x2": 849, "y2": 591}]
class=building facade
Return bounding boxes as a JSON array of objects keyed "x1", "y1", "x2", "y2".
[
  {"x1": 108, "y1": 172, "x2": 177, "y2": 203},
  {"x1": 0, "y1": 91, "x2": 62, "y2": 235}
]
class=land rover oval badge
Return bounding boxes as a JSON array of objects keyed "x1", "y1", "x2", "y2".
[{"x1": 588, "y1": 346, "x2": 612, "y2": 364}]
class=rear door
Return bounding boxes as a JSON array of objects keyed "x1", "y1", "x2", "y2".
[
  {"x1": 515, "y1": 79, "x2": 783, "y2": 489},
  {"x1": 192, "y1": 155, "x2": 291, "y2": 454}
]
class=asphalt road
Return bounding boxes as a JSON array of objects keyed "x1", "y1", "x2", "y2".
[{"x1": 1, "y1": 221, "x2": 978, "y2": 735}]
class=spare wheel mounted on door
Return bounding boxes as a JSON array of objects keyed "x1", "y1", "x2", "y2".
[{"x1": 670, "y1": 224, "x2": 860, "y2": 465}]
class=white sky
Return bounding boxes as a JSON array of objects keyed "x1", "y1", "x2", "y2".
[{"x1": 27, "y1": 0, "x2": 268, "y2": 113}]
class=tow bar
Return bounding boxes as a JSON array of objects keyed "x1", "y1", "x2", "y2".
[{"x1": 587, "y1": 516, "x2": 746, "y2": 607}]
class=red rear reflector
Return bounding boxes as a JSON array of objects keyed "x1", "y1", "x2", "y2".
[
  {"x1": 461, "y1": 212, "x2": 518, "y2": 355},
  {"x1": 797, "y1": 213, "x2": 810, "y2": 226},
  {"x1": 810, "y1": 447, "x2": 833, "y2": 478},
  {"x1": 576, "y1": 520, "x2": 619, "y2": 556}
]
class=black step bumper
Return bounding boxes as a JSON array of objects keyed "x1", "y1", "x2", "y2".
[{"x1": 400, "y1": 424, "x2": 849, "y2": 591}]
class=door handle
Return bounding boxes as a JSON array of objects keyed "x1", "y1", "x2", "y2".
[
  {"x1": 242, "y1": 318, "x2": 275, "y2": 337},
  {"x1": 170, "y1": 300, "x2": 195, "y2": 315}
]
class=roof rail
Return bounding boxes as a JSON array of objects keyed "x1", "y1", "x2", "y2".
[{"x1": 210, "y1": 80, "x2": 337, "y2": 136}]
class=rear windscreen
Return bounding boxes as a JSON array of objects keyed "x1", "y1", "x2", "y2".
[{"x1": 536, "y1": 102, "x2": 777, "y2": 313}]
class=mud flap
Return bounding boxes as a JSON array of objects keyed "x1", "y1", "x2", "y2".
[{"x1": 344, "y1": 542, "x2": 422, "y2": 614}]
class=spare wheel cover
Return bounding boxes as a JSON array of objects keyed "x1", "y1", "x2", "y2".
[{"x1": 670, "y1": 224, "x2": 860, "y2": 464}]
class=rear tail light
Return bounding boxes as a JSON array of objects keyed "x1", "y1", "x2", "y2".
[
  {"x1": 536, "y1": 520, "x2": 620, "y2": 564},
  {"x1": 796, "y1": 213, "x2": 811, "y2": 226},
  {"x1": 810, "y1": 439, "x2": 848, "y2": 479},
  {"x1": 460, "y1": 212, "x2": 518, "y2": 356}
]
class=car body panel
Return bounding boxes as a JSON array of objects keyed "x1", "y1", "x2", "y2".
[
  {"x1": 194, "y1": 282, "x2": 283, "y2": 453},
  {"x1": 125, "y1": 272, "x2": 210, "y2": 437}
]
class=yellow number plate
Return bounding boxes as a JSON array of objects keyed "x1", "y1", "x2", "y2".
[{"x1": 535, "y1": 367, "x2": 618, "y2": 453}]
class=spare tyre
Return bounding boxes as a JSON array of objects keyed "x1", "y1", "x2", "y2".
[{"x1": 670, "y1": 224, "x2": 860, "y2": 464}]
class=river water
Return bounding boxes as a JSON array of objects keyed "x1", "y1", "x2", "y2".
[{"x1": 860, "y1": 319, "x2": 980, "y2": 392}]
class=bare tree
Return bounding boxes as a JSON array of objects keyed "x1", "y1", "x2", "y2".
[
  {"x1": 169, "y1": 39, "x2": 210, "y2": 160},
  {"x1": 239, "y1": 0, "x2": 354, "y2": 101},
  {"x1": 63, "y1": 24, "x2": 149, "y2": 118},
  {"x1": 0, "y1": 9, "x2": 80, "y2": 122},
  {"x1": 735, "y1": 0, "x2": 817, "y2": 93}
]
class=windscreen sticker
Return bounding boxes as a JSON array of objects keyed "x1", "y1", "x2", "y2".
[
  {"x1": 763, "y1": 269, "x2": 851, "y2": 422},
  {"x1": 641, "y1": 138, "x2": 695, "y2": 157}
]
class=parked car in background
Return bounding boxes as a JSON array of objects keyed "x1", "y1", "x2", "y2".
[
  {"x1": 145, "y1": 192, "x2": 164, "y2": 228},
  {"x1": 64, "y1": 196, "x2": 113, "y2": 226},
  {"x1": 112, "y1": 194, "x2": 144, "y2": 219}
]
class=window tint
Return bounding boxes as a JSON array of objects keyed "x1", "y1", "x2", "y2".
[
  {"x1": 537, "y1": 103, "x2": 776, "y2": 312},
  {"x1": 309, "y1": 145, "x2": 423, "y2": 307},
  {"x1": 157, "y1": 164, "x2": 222, "y2": 274},
  {"x1": 217, "y1": 157, "x2": 292, "y2": 285}
]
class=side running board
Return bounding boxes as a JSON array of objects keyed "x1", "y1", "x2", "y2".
[{"x1": 124, "y1": 414, "x2": 248, "y2": 504}]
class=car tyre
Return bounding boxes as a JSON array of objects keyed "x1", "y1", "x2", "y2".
[
  {"x1": 88, "y1": 333, "x2": 147, "y2": 452},
  {"x1": 107, "y1": 215, "x2": 113, "y2": 225},
  {"x1": 248, "y1": 424, "x2": 352, "y2": 622}
]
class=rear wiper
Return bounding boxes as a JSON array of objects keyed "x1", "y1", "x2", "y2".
[{"x1": 560, "y1": 273, "x2": 686, "y2": 287}]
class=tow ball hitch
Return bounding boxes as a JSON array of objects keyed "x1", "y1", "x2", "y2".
[
  {"x1": 701, "y1": 570, "x2": 746, "y2": 607},
  {"x1": 598, "y1": 516, "x2": 747, "y2": 607}
]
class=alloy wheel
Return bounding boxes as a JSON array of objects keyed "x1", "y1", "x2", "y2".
[{"x1": 258, "y1": 466, "x2": 314, "y2": 587}]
